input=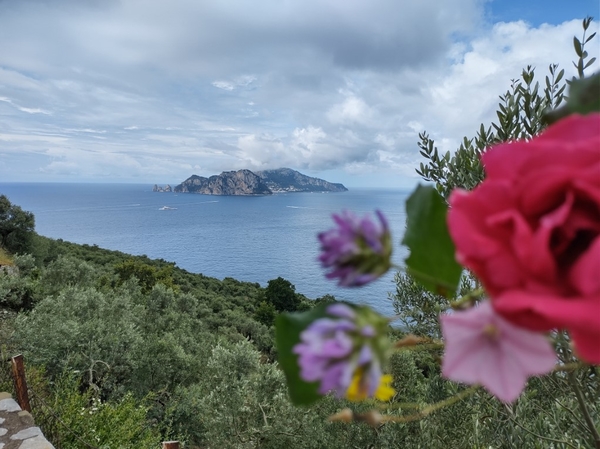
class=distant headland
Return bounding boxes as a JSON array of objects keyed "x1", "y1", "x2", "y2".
[{"x1": 153, "y1": 168, "x2": 348, "y2": 195}]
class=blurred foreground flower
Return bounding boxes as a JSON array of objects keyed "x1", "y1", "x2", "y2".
[
  {"x1": 447, "y1": 113, "x2": 600, "y2": 364},
  {"x1": 293, "y1": 303, "x2": 394, "y2": 400},
  {"x1": 318, "y1": 210, "x2": 392, "y2": 286},
  {"x1": 440, "y1": 301, "x2": 556, "y2": 403},
  {"x1": 347, "y1": 372, "x2": 395, "y2": 401}
]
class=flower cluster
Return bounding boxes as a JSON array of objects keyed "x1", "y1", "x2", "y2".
[
  {"x1": 447, "y1": 113, "x2": 600, "y2": 365},
  {"x1": 318, "y1": 210, "x2": 392, "y2": 287},
  {"x1": 279, "y1": 107, "x2": 598, "y2": 413},
  {"x1": 293, "y1": 303, "x2": 394, "y2": 401}
]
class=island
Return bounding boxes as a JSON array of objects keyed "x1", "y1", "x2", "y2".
[
  {"x1": 152, "y1": 184, "x2": 172, "y2": 192},
  {"x1": 153, "y1": 168, "x2": 348, "y2": 195}
]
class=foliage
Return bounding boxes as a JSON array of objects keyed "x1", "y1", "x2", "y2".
[
  {"x1": 3, "y1": 192, "x2": 597, "y2": 448},
  {"x1": 15, "y1": 286, "x2": 142, "y2": 397},
  {"x1": 0, "y1": 271, "x2": 41, "y2": 311},
  {"x1": 416, "y1": 63, "x2": 567, "y2": 198},
  {"x1": 40, "y1": 255, "x2": 97, "y2": 296},
  {"x1": 27, "y1": 368, "x2": 162, "y2": 449},
  {"x1": 0, "y1": 195, "x2": 35, "y2": 254},
  {"x1": 5, "y1": 232, "x2": 289, "y2": 444},
  {"x1": 12, "y1": 253, "x2": 36, "y2": 274},
  {"x1": 265, "y1": 276, "x2": 300, "y2": 312},
  {"x1": 402, "y1": 185, "x2": 462, "y2": 296},
  {"x1": 0, "y1": 246, "x2": 12, "y2": 266},
  {"x1": 254, "y1": 300, "x2": 276, "y2": 326},
  {"x1": 114, "y1": 258, "x2": 177, "y2": 293}
]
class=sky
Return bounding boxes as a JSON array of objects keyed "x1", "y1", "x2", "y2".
[{"x1": 0, "y1": 0, "x2": 598, "y2": 188}]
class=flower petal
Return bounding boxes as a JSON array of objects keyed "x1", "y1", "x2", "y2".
[{"x1": 441, "y1": 301, "x2": 556, "y2": 403}]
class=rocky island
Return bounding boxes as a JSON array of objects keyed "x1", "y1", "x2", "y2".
[
  {"x1": 156, "y1": 168, "x2": 348, "y2": 195},
  {"x1": 152, "y1": 184, "x2": 172, "y2": 192}
]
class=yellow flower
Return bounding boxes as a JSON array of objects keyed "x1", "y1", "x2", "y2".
[{"x1": 346, "y1": 371, "x2": 395, "y2": 402}]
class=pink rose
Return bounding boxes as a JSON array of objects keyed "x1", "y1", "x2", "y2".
[{"x1": 447, "y1": 113, "x2": 600, "y2": 364}]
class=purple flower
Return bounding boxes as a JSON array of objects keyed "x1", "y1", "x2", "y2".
[
  {"x1": 440, "y1": 301, "x2": 556, "y2": 403},
  {"x1": 318, "y1": 210, "x2": 392, "y2": 287},
  {"x1": 293, "y1": 303, "x2": 391, "y2": 399}
]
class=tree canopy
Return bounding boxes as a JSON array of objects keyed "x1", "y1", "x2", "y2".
[{"x1": 0, "y1": 195, "x2": 35, "y2": 254}]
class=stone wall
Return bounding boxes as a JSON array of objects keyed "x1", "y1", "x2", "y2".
[{"x1": 0, "y1": 392, "x2": 54, "y2": 449}]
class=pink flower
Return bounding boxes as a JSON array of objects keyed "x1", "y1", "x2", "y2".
[
  {"x1": 447, "y1": 113, "x2": 600, "y2": 364},
  {"x1": 440, "y1": 301, "x2": 556, "y2": 403}
]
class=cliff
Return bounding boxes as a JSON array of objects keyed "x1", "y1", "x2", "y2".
[
  {"x1": 172, "y1": 168, "x2": 347, "y2": 195},
  {"x1": 173, "y1": 170, "x2": 272, "y2": 195},
  {"x1": 257, "y1": 168, "x2": 348, "y2": 193}
]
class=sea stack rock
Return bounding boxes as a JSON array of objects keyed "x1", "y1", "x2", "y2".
[{"x1": 153, "y1": 184, "x2": 173, "y2": 192}]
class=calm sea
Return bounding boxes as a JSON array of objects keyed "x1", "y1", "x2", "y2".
[{"x1": 0, "y1": 183, "x2": 409, "y2": 317}]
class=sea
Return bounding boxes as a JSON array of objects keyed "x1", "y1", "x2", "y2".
[{"x1": 0, "y1": 183, "x2": 410, "y2": 317}]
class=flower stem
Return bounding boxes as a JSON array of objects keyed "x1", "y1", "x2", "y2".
[
  {"x1": 568, "y1": 371, "x2": 600, "y2": 449},
  {"x1": 393, "y1": 342, "x2": 444, "y2": 352},
  {"x1": 448, "y1": 288, "x2": 484, "y2": 309},
  {"x1": 403, "y1": 267, "x2": 459, "y2": 298},
  {"x1": 553, "y1": 362, "x2": 585, "y2": 373},
  {"x1": 380, "y1": 385, "x2": 480, "y2": 423}
]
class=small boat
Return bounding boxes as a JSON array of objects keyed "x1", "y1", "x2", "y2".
[{"x1": 159, "y1": 206, "x2": 177, "y2": 210}]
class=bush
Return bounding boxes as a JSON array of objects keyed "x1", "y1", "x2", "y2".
[
  {"x1": 29, "y1": 369, "x2": 161, "y2": 449},
  {"x1": 0, "y1": 195, "x2": 35, "y2": 254},
  {"x1": 265, "y1": 277, "x2": 300, "y2": 312}
]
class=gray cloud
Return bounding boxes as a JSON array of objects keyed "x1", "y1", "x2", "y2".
[{"x1": 0, "y1": 0, "x2": 597, "y2": 187}]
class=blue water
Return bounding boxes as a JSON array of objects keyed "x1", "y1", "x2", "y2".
[{"x1": 0, "y1": 183, "x2": 409, "y2": 317}]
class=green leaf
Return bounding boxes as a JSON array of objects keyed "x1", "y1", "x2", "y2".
[
  {"x1": 568, "y1": 72, "x2": 600, "y2": 114},
  {"x1": 543, "y1": 73, "x2": 600, "y2": 124},
  {"x1": 402, "y1": 185, "x2": 462, "y2": 297},
  {"x1": 584, "y1": 57, "x2": 597, "y2": 69},
  {"x1": 275, "y1": 303, "x2": 330, "y2": 406},
  {"x1": 574, "y1": 36, "x2": 583, "y2": 57},
  {"x1": 585, "y1": 31, "x2": 596, "y2": 43}
]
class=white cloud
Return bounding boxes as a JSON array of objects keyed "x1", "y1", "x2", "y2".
[
  {"x1": 0, "y1": 133, "x2": 68, "y2": 144},
  {"x1": 413, "y1": 19, "x2": 599, "y2": 156},
  {"x1": 0, "y1": 96, "x2": 51, "y2": 115},
  {"x1": 212, "y1": 81, "x2": 235, "y2": 91},
  {"x1": 327, "y1": 95, "x2": 374, "y2": 126}
]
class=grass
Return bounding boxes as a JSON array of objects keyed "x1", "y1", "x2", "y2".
[{"x1": 0, "y1": 247, "x2": 13, "y2": 266}]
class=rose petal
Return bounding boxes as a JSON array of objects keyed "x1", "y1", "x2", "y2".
[
  {"x1": 448, "y1": 114, "x2": 600, "y2": 353},
  {"x1": 570, "y1": 328, "x2": 600, "y2": 365},
  {"x1": 568, "y1": 237, "x2": 600, "y2": 296},
  {"x1": 535, "y1": 113, "x2": 600, "y2": 144},
  {"x1": 494, "y1": 291, "x2": 600, "y2": 335}
]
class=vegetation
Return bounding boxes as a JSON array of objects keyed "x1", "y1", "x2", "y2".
[
  {"x1": 0, "y1": 246, "x2": 12, "y2": 266},
  {"x1": 0, "y1": 194, "x2": 35, "y2": 255}
]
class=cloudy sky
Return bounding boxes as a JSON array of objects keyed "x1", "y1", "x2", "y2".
[{"x1": 0, "y1": 0, "x2": 598, "y2": 188}]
